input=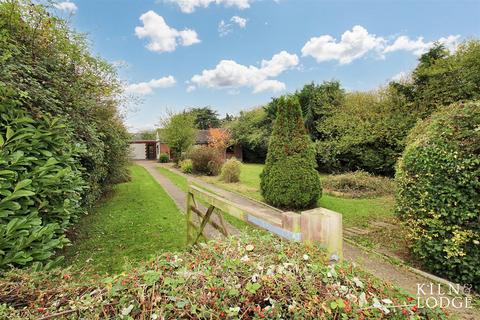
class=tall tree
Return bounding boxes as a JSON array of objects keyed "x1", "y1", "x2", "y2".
[
  {"x1": 160, "y1": 111, "x2": 196, "y2": 161},
  {"x1": 187, "y1": 107, "x2": 221, "y2": 129},
  {"x1": 260, "y1": 96, "x2": 321, "y2": 209}
]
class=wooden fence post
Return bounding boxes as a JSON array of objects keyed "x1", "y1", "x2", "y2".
[
  {"x1": 186, "y1": 190, "x2": 193, "y2": 245},
  {"x1": 300, "y1": 208, "x2": 343, "y2": 263}
]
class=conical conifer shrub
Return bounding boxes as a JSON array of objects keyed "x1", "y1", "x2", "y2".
[{"x1": 260, "y1": 95, "x2": 321, "y2": 209}]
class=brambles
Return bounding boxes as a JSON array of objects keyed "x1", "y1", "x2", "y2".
[
  {"x1": 323, "y1": 171, "x2": 395, "y2": 198},
  {"x1": 395, "y1": 101, "x2": 480, "y2": 290},
  {"x1": 220, "y1": 158, "x2": 242, "y2": 183}
]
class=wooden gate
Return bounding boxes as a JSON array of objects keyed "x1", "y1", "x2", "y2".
[{"x1": 186, "y1": 182, "x2": 343, "y2": 262}]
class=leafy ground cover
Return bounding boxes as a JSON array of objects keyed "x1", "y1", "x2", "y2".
[
  {"x1": 63, "y1": 165, "x2": 186, "y2": 274},
  {"x1": 0, "y1": 233, "x2": 447, "y2": 319}
]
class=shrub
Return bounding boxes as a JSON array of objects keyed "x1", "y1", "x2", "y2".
[
  {"x1": 0, "y1": 1, "x2": 130, "y2": 208},
  {"x1": 187, "y1": 146, "x2": 223, "y2": 176},
  {"x1": 260, "y1": 96, "x2": 321, "y2": 209},
  {"x1": 0, "y1": 234, "x2": 445, "y2": 319},
  {"x1": 0, "y1": 94, "x2": 86, "y2": 269},
  {"x1": 323, "y1": 171, "x2": 395, "y2": 198},
  {"x1": 158, "y1": 153, "x2": 169, "y2": 163},
  {"x1": 179, "y1": 159, "x2": 193, "y2": 173},
  {"x1": 395, "y1": 101, "x2": 480, "y2": 290},
  {"x1": 220, "y1": 158, "x2": 241, "y2": 183}
]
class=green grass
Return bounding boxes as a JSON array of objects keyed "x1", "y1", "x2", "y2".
[
  {"x1": 200, "y1": 163, "x2": 394, "y2": 227},
  {"x1": 156, "y1": 166, "x2": 261, "y2": 233},
  {"x1": 63, "y1": 165, "x2": 186, "y2": 274}
]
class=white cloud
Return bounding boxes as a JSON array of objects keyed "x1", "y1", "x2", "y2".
[
  {"x1": 126, "y1": 76, "x2": 176, "y2": 95},
  {"x1": 190, "y1": 51, "x2": 298, "y2": 93},
  {"x1": 383, "y1": 34, "x2": 460, "y2": 56},
  {"x1": 231, "y1": 16, "x2": 247, "y2": 28},
  {"x1": 135, "y1": 11, "x2": 200, "y2": 53},
  {"x1": 301, "y1": 25, "x2": 385, "y2": 64},
  {"x1": 168, "y1": 0, "x2": 251, "y2": 13},
  {"x1": 186, "y1": 85, "x2": 196, "y2": 92},
  {"x1": 54, "y1": 1, "x2": 77, "y2": 13},
  {"x1": 301, "y1": 25, "x2": 461, "y2": 64},
  {"x1": 218, "y1": 16, "x2": 248, "y2": 37},
  {"x1": 390, "y1": 71, "x2": 409, "y2": 82}
]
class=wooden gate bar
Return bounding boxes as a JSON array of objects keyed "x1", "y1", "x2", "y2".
[{"x1": 186, "y1": 181, "x2": 343, "y2": 262}]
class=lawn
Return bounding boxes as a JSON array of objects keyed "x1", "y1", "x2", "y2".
[
  {"x1": 199, "y1": 163, "x2": 395, "y2": 228},
  {"x1": 63, "y1": 165, "x2": 186, "y2": 274},
  {"x1": 156, "y1": 166, "x2": 264, "y2": 233}
]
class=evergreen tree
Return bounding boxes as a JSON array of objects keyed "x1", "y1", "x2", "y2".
[{"x1": 260, "y1": 95, "x2": 321, "y2": 209}]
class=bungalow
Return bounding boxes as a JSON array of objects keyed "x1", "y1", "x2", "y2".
[{"x1": 129, "y1": 129, "x2": 243, "y2": 161}]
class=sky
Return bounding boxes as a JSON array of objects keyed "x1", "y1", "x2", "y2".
[{"x1": 53, "y1": 0, "x2": 480, "y2": 132}]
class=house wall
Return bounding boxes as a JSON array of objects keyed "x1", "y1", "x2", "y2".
[
  {"x1": 159, "y1": 143, "x2": 171, "y2": 159},
  {"x1": 129, "y1": 143, "x2": 146, "y2": 160}
]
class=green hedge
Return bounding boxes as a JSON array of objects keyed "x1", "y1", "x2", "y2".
[
  {"x1": 0, "y1": 94, "x2": 85, "y2": 269},
  {"x1": 395, "y1": 101, "x2": 480, "y2": 290}
]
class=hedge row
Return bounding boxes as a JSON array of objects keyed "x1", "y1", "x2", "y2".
[{"x1": 0, "y1": 1, "x2": 130, "y2": 269}]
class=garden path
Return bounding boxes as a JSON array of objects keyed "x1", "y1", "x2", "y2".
[{"x1": 137, "y1": 160, "x2": 478, "y2": 319}]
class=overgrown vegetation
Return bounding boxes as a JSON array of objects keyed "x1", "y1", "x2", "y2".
[
  {"x1": 0, "y1": 0, "x2": 129, "y2": 269},
  {"x1": 0, "y1": 234, "x2": 447, "y2": 319},
  {"x1": 395, "y1": 101, "x2": 480, "y2": 290},
  {"x1": 323, "y1": 171, "x2": 395, "y2": 198},
  {"x1": 261, "y1": 96, "x2": 321, "y2": 210}
]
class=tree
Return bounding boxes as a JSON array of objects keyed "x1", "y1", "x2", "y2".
[
  {"x1": 265, "y1": 81, "x2": 345, "y2": 141},
  {"x1": 208, "y1": 128, "x2": 231, "y2": 152},
  {"x1": 391, "y1": 40, "x2": 480, "y2": 117},
  {"x1": 227, "y1": 107, "x2": 272, "y2": 162},
  {"x1": 316, "y1": 88, "x2": 415, "y2": 175},
  {"x1": 160, "y1": 111, "x2": 196, "y2": 161},
  {"x1": 138, "y1": 130, "x2": 156, "y2": 140},
  {"x1": 187, "y1": 107, "x2": 221, "y2": 129},
  {"x1": 260, "y1": 96, "x2": 321, "y2": 209}
]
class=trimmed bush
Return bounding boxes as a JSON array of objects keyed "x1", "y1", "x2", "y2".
[
  {"x1": 220, "y1": 158, "x2": 241, "y2": 183},
  {"x1": 260, "y1": 96, "x2": 321, "y2": 209},
  {"x1": 179, "y1": 159, "x2": 193, "y2": 173},
  {"x1": 0, "y1": 95, "x2": 85, "y2": 269},
  {"x1": 158, "y1": 153, "x2": 169, "y2": 163},
  {"x1": 187, "y1": 146, "x2": 223, "y2": 176},
  {"x1": 323, "y1": 171, "x2": 395, "y2": 198},
  {"x1": 395, "y1": 101, "x2": 480, "y2": 290},
  {"x1": 0, "y1": 234, "x2": 445, "y2": 319}
]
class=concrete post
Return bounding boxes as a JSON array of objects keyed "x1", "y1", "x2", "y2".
[{"x1": 300, "y1": 208, "x2": 343, "y2": 262}]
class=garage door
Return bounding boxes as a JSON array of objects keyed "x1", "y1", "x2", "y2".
[{"x1": 129, "y1": 143, "x2": 146, "y2": 160}]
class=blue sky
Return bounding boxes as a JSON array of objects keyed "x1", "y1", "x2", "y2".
[{"x1": 54, "y1": 0, "x2": 480, "y2": 132}]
